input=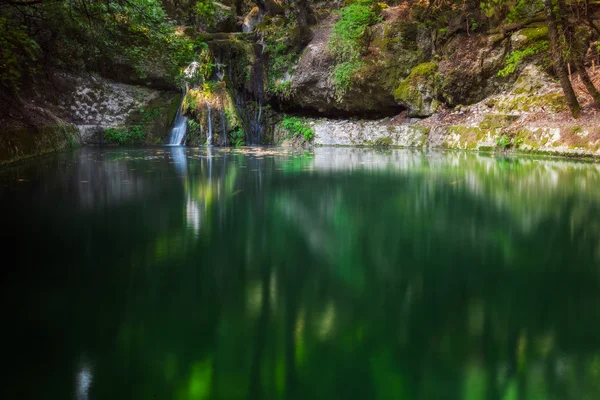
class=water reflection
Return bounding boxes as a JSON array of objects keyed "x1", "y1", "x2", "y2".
[
  {"x1": 2, "y1": 147, "x2": 600, "y2": 399},
  {"x1": 76, "y1": 358, "x2": 93, "y2": 400}
]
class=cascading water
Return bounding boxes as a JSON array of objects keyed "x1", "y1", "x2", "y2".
[
  {"x1": 167, "y1": 61, "x2": 202, "y2": 146},
  {"x1": 168, "y1": 101, "x2": 188, "y2": 145},
  {"x1": 206, "y1": 104, "x2": 213, "y2": 145}
]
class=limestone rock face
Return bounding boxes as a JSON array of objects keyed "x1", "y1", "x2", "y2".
[
  {"x1": 43, "y1": 72, "x2": 177, "y2": 144},
  {"x1": 309, "y1": 118, "x2": 428, "y2": 147},
  {"x1": 437, "y1": 34, "x2": 510, "y2": 107}
]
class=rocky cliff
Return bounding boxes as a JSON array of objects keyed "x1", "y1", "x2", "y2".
[{"x1": 2, "y1": 0, "x2": 600, "y2": 164}]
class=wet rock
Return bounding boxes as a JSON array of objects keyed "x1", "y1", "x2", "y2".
[{"x1": 242, "y1": 7, "x2": 262, "y2": 33}]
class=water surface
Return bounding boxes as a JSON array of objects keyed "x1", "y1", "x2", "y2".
[{"x1": 2, "y1": 147, "x2": 600, "y2": 399}]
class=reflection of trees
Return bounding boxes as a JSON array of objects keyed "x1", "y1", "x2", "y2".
[{"x1": 4, "y1": 148, "x2": 600, "y2": 399}]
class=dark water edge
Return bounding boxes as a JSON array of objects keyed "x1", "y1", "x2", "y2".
[{"x1": 2, "y1": 146, "x2": 600, "y2": 399}]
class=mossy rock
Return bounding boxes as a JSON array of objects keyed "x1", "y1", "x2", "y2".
[
  {"x1": 511, "y1": 26, "x2": 548, "y2": 51},
  {"x1": 496, "y1": 92, "x2": 567, "y2": 113},
  {"x1": 480, "y1": 114, "x2": 519, "y2": 130},
  {"x1": 123, "y1": 91, "x2": 181, "y2": 144},
  {"x1": 394, "y1": 62, "x2": 440, "y2": 117},
  {"x1": 0, "y1": 123, "x2": 80, "y2": 165}
]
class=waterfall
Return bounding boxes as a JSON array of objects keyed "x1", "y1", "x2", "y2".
[
  {"x1": 207, "y1": 103, "x2": 213, "y2": 146},
  {"x1": 168, "y1": 90, "x2": 188, "y2": 145}
]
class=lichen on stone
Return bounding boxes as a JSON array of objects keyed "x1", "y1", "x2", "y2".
[{"x1": 394, "y1": 62, "x2": 440, "y2": 117}]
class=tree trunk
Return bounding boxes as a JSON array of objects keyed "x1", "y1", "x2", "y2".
[
  {"x1": 543, "y1": 0, "x2": 581, "y2": 118},
  {"x1": 585, "y1": 0, "x2": 600, "y2": 39},
  {"x1": 576, "y1": 62, "x2": 600, "y2": 108}
]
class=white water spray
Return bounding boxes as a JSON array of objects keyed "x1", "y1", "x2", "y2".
[
  {"x1": 207, "y1": 103, "x2": 213, "y2": 145},
  {"x1": 168, "y1": 89, "x2": 188, "y2": 145}
]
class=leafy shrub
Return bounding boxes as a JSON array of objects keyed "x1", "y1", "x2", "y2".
[
  {"x1": 230, "y1": 126, "x2": 245, "y2": 147},
  {"x1": 332, "y1": 60, "x2": 363, "y2": 99},
  {"x1": 282, "y1": 116, "x2": 314, "y2": 141},
  {"x1": 1, "y1": 0, "x2": 196, "y2": 92},
  {"x1": 498, "y1": 41, "x2": 548, "y2": 77},
  {"x1": 104, "y1": 126, "x2": 146, "y2": 145},
  {"x1": 259, "y1": 17, "x2": 301, "y2": 99},
  {"x1": 267, "y1": 80, "x2": 294, "y2": 100},
  {"x1": 507, "y1": 0, "x2": 543, "y2": 23},
  {"x1": 195, "y1": 0, "x2": 217, "y2": 26},
  {"x1": 187, "y1": 118, "x2": 203, "y2": 139},
  {"x1": 328, "y1": 0, "x2": 379, "y2": 99},
  {"x1": 496, "y1": 134, "x2": 511, "y2": 148},
  {"x1": 0, "y1": 17, "x2": 40, "y2": 91},
  {"x1": 140, "y1": 107, "x2": 160, "y2": 123}
]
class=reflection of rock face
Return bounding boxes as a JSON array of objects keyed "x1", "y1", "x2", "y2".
[{"x1": 310, "y1": 147, "x2": 600, "y2": 234}]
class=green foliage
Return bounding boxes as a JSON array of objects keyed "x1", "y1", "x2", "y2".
[
  {"x1": 268, "y1": 80, "x2": 294, "y2": 100},
  {"x1": 328, "y1": 0, "x2": 379, "y2": 99},
  {"x1": 506, "y1": 0, "x2": 543, "y2": 23},
  {"x1": 230, "y1": 126, "x2": 245, "y2": 146},
  {"x1": 261, "y1": 18, "x2": 301, "y2": 100},
  {"x1": 282, "y1": 116, "x2": 314, "y2": 141},
  {"x1": 480, "y1": 0, "x2": 512, "y2": 19},
  {"x1": 332, "y1": 60, "x2": 364, "y2": 99},
  {"x1": 495, "y1": 133, "x2": 525, "y2": 149},
  {"x1": 496, "y1": 134, "x2": 511, "y2": 148},
  {"x1": 0, "y1": 0, "x2": 195, "y2": 91},
  {"x1": 498, "y1": 41, "x2": 549, "y2": 77},
  {"x1": 0, "y1": 17, "x2": 40, "y2": 91},
  {"x1": 187, "y1": 118, "x2": 203, "y2": 140},
  {"x1": 140, "y1": 107, "x2": 161, "y2": 123},
  {"x1": 195, "y1": 0, "x2": 217, "y2": 26},
  {"x1": 329, "y1": 1, "x2": 378, "y2": 62},
  {"x1": 104, "y1": 126, "x2": 146, "y2": 145}
]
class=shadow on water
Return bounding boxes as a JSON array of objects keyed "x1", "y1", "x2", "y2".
[{"x1": 2, "y1": 147, "x2": 600, "y2": 399}]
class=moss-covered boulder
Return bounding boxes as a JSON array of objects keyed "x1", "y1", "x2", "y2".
[
  {"x1": 394, "y1": 62, "x2": 440, "y2": 117},
  {"x1": 288, "y1": 14, "x2": 426, "y2": 117},
  {"x1": 0, "y1": 110, "x2": 81, "y2": 165},
  {"x1": 510, "y1": 25, "x2": 548, "y2": 52}
]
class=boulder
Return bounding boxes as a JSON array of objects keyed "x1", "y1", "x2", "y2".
[
  {"x1": 394, "y1": 62, "x2": 440, "y2": 117},
  {"x1": 288, "y1": 16, "x2": 426, "y2": 117}
]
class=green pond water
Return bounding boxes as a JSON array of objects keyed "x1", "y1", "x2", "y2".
[{"x1": 2, "y1": 146, "x2": 600, "y2": 400}]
